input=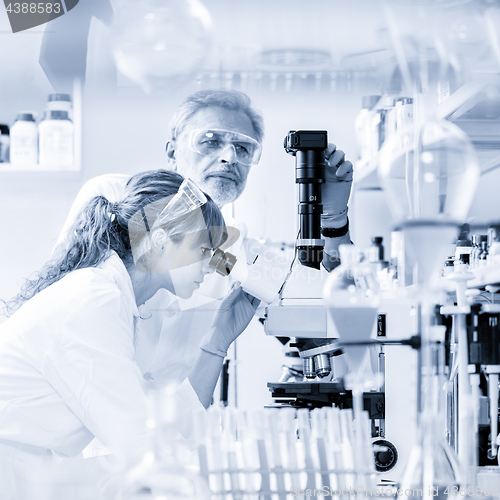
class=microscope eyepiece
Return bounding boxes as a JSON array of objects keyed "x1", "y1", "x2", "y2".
[{"x1": 208, "y1": 248, "x2": 237, "y2": 277}]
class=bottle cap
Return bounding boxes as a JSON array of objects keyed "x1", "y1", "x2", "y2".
[
  {"x1": 456, "y1": 239, "x2": 472, "y2": 247},
  {"x1": 372, "y1": 236, "x2": 383, "y2": 245},
  {"x1": 0, "y1": 124, "x2": 9, "y2": 135},
  {"x1": 48, "y1": 93, "x2": 71, "y2": 103},
  {"x1": 43, "y1": 110, "x2": 70, "y2": 120},
  {"x1": 361, "y1": 95, "x2": 381, "y2": 110},
  {"x1": 16, "y1": 113, "x2": 35, "y2": 122}
]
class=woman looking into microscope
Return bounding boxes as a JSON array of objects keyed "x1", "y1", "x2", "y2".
[{"x1": 0, "y1": 169, "x2": 258, "y2": 498}]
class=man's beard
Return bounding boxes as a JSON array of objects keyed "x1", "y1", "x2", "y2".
[{"x1": 200, "y1": 176, "x2": 246, "y2": 207}]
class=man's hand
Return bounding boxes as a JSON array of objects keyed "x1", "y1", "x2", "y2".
[{"x1": 322, "y1": 143, "x2": 354, "y2": 228}]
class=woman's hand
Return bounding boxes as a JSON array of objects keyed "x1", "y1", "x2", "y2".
[{"x1": 199, "y1": 285, "x2": 260, "y2": 357}]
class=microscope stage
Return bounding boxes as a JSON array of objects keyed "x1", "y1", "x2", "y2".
[{"x1": 268, "y1": 381, "x2": 384, "y2": 417}]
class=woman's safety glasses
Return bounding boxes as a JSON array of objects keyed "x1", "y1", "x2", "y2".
[
  {"x1": 153, "y1": 178, "x2": 207, "y2": 230},
  {"x1": 188, "y1": 129, "x2": 262, "y2": 166}
]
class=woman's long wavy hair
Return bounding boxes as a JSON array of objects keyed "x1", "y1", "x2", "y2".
[{"x1": 3, "y1": 170, "x2": 226, "y2": 316}]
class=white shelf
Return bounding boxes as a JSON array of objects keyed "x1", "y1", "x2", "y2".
[
  {"x1": 0, "y1": 163, "x2": 79, "y2": 173},
  {"x1": 468, "y1": 263, "x2": 500, "y2": 289}
]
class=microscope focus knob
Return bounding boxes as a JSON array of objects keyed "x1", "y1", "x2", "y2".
[{"x1": 373, "y1": 439, "x2": 398, "y2": 472}]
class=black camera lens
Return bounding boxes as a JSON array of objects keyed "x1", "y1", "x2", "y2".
[{"x1": 285, "y1": 130, "x2": 328, "y2": 270}]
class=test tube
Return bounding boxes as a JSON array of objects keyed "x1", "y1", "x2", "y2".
[
  {"x1": 297, "y1": 409, "x2": 316, "y2": 491},
  {"x1": 237, "y1": 410, "x2": 260, "y2": 500},
  {"x1": 222, "y1": 407, "x2": 241, "y2": 499},
  {"x1": 265, "y1": 410, "x2": 287, "y2": 500},
  {"x1": 280, "y1": 408, "x2": 302, "y2": 494},
  {"x1": 325, "y1": 407, "x2": 345, "y2": 490},
  {"x1": 339, "y1": 409, "x2": 356, "y2": 489},
  {"x1": 207, "y1": 407, "x2": 225, "y2": 495},
  {"x1": 193, "y1": 408, "x2": 210, "y2": 482},
  {"x1": 311, "y1": 408, "x2": 331, "y2": 489},
  {"x1": 250, "y1": 411, "x2": 272, "y2": 500}
]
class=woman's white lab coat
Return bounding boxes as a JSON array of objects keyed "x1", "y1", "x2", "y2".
[{"x1": 0, "y1": 252, "x2": 202, "y2": 498}]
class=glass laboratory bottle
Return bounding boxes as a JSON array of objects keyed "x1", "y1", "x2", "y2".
[
  {"x1": 0, "y1": 124, "x2": 9, "y2": 163},
  {"x1": 38, "y1": 110, "x2": 74, "y2": 166},
  {"x1": 473, "y1": 236, "x2": 488, "y2": 268},
  {"x1": 10, "y1": 113, "x2": 38, "y2": 166},
  {"x1": 368, "y1": 237, "x2": 384, "y2": 263},
  {"x1": 121, "y1": 386, "x2": 210, "y2": 500}
]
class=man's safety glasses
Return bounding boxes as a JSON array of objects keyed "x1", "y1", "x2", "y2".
[{"x1": 187, "y1": 129, "x2": 262, "y2": 166}]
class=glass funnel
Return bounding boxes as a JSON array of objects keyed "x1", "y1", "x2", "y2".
[{"x1": 323, "y1": 245, "x2": 380, "y2": 486}]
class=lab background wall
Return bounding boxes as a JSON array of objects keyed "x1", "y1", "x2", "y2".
[{"x1": 2, "y1": 3, "x2": 500, "y2": 411}]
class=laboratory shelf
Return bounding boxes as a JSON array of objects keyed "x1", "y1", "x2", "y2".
[
  {"x1": 0, "y1": 79, "x2": 82, "y2": 180},
  {"x1": 353, "y1": 83, "x2": 493, "y2": 191},
  {"x1": 0, "y1": 160, "x2": 82, "y2": 183},
  {"x1": 0, "y1": 163, "x2": 80, "y2": 172}
]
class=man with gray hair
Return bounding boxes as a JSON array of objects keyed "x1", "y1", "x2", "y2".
[
  {"x1": 58, "y1": 88, "x2": 353, "y2": 390},
  {"x1": 165, "y1": 89, "x2": 265, "y2": 208}
]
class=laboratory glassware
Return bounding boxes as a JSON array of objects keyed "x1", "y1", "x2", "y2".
[
  {"x1": 111, "y1": 0, "x2": 212, "y2": 93},
  {"x1": 10, "y1": 113, "x2": 37, "y2": 166},
  {"x1": 323, "y1": 244, "x2": 380, "y2": 489},
  {"x1": 120, "y1": 385, "x2": 210, "y2": 500},
  {"x1": 378, "y1": 96, "x2": 481, "y2": 494}
]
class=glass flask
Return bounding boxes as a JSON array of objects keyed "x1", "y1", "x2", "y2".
[
  {"x1": 111, "y1": 0, "x2": 212, "y2": 93},
  {"x1": 120, "y1": 385, "x2": 210, "y2": 500},
  {"x1": 379, "y1": 110, "x2": 480, "y2": 298},
  {"x1": 323, "y1": 245, "x2": 380, "y2": 487},
  {"x1": 379, "y1": 117, "x2": 479, "y2": 225}
]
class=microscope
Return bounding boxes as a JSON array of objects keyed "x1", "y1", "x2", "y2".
[{"x1": 262, "y1": 130, "x2": 418, "y2": 480}]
